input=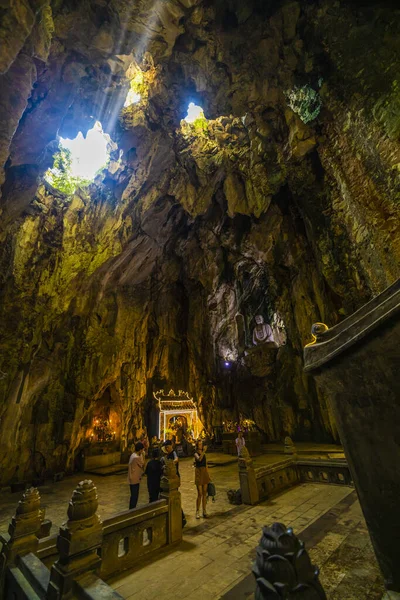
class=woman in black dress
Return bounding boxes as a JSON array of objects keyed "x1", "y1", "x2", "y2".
[{"x1": 194, "y1": 439, "x2": 211, "y2": 519}]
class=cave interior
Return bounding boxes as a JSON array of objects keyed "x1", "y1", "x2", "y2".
[{"x1": 0, "y1": 0, "x2": 399, "y2": 596}]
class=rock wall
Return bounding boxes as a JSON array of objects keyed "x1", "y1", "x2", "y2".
[{"x1": 0, "y1": 0, "x2": 399, "y2": 483}]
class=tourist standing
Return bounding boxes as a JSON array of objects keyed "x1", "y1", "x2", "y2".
[
  {"x1": 162, "y1": 439, "x2": 180, "y2": 477},
  {"x1": 235, "y1": 430, "x2": 245, "y2": 456},
  {"x1": 145, "y1": 448, "x2": 163, "y2": 503},
  {"x1": 194, "y1": 440, "x2": 211, "y2": 519},
  {"x1": 128, "y1": 442, "x2": 145, "y2": 509},
  {"x1": 161, "y1": 440, "x2": 186, "y2": 527}
]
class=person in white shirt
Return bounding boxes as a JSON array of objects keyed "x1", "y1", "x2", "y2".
[
  {"x1": 235, "y1": 431, "x2": 245, "y2": 456},
  {"x1": 127, "y1": 442, "x2": 145, "y2": 509}
]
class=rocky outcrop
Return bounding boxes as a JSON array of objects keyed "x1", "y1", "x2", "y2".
[{"x1": 0, "y1": 0, "x2": 399, "y2": 484}]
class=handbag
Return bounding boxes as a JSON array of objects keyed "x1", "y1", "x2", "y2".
[{"x1": 207, "y1": 481, "x2": 216, "y2": 501}]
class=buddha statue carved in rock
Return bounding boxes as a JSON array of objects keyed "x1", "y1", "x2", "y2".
[{"x1": 252, "y1": 315, "x2": 276, "y2": 346}]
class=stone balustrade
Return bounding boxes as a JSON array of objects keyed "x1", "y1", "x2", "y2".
[
  {"x1": 100, "y1": 499, "x2": 169, "y2": 578},
  {"x1": 297, "y1": 459, "x2": 353, "y2": 487},
  {"x1": 0, "y1": 461, "x2": 182, "y2": 599},
  {"x1": 37, "y1": 500, "x2": 172, "y2": 578},
  {"x1": 238, "y1": 446, "x2": 353, "y2": 506}
]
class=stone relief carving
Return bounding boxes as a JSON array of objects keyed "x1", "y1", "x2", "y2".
[
  {"x1": 253, "y1": 315, "x2": 276, "y2": 346},
  {"x1": 271, "y1": 312, "x2": 287, "y2": 346}
]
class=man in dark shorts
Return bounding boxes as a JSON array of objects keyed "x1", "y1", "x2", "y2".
[{"x1": 145, "y1": 447, "x2": 162, "y2": 503}]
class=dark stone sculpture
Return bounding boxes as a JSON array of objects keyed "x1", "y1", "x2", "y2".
[{"x1": 252, "y1": 522, "x2": 326, "y2": 599}]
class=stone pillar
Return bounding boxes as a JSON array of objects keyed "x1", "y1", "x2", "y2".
[
  {"x1": 303, "y1": 278, "x2": 400, "y2": 592},
  {"x1": 238, "y1": 447, "x2": 259, "y2": 505},
  {"x1": 160, "y1": 460, "x2": 182, "y2": 545},
  {"x1": 0, "y1": 487, "x2": 42, "y2": 575},
  {"x1": 252, "y1": 522, "x2": 327, "y2": 599},
  {"x1": 47, "y1": 480, "x2": 103, "y2": 599}
]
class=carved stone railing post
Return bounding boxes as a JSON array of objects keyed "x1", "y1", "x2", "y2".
[
  {"x1": 252, "y1": 522, "x2": 327, "y2": 599},
  {"x1": 160, "y1": 460, "x2": 182, "y2": 544},
  {"x1": 238, "y1": 446, "x2": 259, "y2": 505},
  {"x1": 0, "y1": 487, "x2": 42, "y2": 581},
  {"x1": 47, "y1": 480, "x2": 102, "y2": 599},
  {"x1": 284, "y1": 436, "x2": 297, "y2": 456}
]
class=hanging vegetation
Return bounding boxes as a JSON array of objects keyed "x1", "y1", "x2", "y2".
[{"x1": 286, "y1": 83, "x2": 322, "y2": 124}]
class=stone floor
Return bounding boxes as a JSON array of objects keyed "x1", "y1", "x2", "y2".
[
  {"x1": 0, "y1": 451, "x2": 385, "y2": 599},
  {"x1": 309, "y1": 497, "x2": 385, "y2": 600},
  {"x1": 109, "y1": 483, "x2": 384, "y2": 600}
]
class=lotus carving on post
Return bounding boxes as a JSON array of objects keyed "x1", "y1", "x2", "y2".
[{"x1": 252, "y1": 523, "x2": 327, "y2": 599}]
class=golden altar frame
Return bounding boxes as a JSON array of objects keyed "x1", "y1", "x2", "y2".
[{"x1": 153, "y1": 389, "x2": 202, "y2": 441}]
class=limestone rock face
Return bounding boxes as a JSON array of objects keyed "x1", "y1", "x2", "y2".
[{"x1": 0, "y1": 0, "x2": 399, "y2": 483}]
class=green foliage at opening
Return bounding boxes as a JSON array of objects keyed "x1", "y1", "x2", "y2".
[
  {"x1": 191, "y1": 115, "x2": 208, "y2": 134},
  {"x1": 286, "y1": 83, "x2": 322, "y2": 124},
  {"x1": 124, "y1": 70, "x2": 147, "y2": 107},
  {"x1": 181, "y1": 106, "x2": 209, "y2": 138},
  {"x1": 131, "y1": 70, "x2": 146, "y2": 97},
  {"x1": 180, "y1": 115, "x2": 209, "y2": 140},
  {"x1": 44, "y1": 147, "x2": 90, "y2": 195}
]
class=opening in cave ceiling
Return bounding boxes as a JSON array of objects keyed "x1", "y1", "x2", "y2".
[
  {"x1": 44, "y1": 121, "x2": 111, "y2": 194},
  {"x1": 123, "y1": 69, "x2": 145, "y2": 107},
  {"x1": 184, "y1": 102, "x2": 206, "y2": 124},
  {"x1": 124, "y1": 88, "x2": 141, "y2": 108}
]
